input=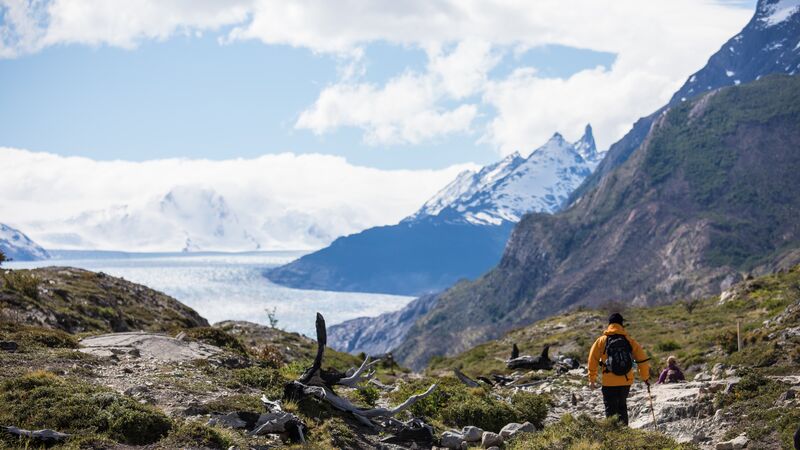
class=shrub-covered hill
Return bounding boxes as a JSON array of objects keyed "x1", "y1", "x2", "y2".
[
  {"x1": 0, "y1": 266, "x2": 208, "y2": 333},
  {"x1": 429, "y1": 265, "x2": 800, "y2": 449},
  {"x1": 429, "y1": 264, "x2": 800, "y2": 378}
]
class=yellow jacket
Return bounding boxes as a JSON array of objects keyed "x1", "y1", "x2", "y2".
[{"x1": 587, "y1": 324, "x2": 650, "y2": 386}]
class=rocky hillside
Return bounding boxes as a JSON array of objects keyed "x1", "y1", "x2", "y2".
[
  {"x1": 427, "y1": 265, "x2": 800, "y2": 449},
  {"x1": 265, "y1": 127, "x2": 600, "y2": 296},
  {"x1": 0, "y1": 266, "x2": 208, "y2": 333},
  {"x1": 393, "y1": 74, "x2": 800, "y2": 370}
]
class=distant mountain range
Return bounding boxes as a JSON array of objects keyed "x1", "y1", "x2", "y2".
[
  {"x1": 265, "y1": 126, "x2": 603, "y2": 296},
  {"x1": 0, "y1": 223, "x2": 49, "y2": 261},
  {"x1": 23, "y1": 185, "x2": 341, "y2": 253},
  {"x1": 330, "y1": 0, "x2": 800, "y2": 366}
]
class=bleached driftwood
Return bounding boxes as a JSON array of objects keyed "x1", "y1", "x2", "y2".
[
  {"x1": 284, "y1": 313, "x2": 437, "y2": 427},
  {"x1": 339, "y1": 355, "x2": 380, "y2": 387},
  {"x1": 2, "y1": 427, "x2": 69, "y2": 444}
]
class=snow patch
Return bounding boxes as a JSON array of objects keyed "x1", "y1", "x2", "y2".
[
  {"x1": 761, "y1": 0, "x2": 800, "y2": 27},
  {"x1": 726, "y1": 70, "x2": 735, "y2": 77}
]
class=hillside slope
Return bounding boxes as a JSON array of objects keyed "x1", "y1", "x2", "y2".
[
  {"x1": 0, "y1": 266, "x2": 208, "y2": 333},
  {"x1": 395, "y1": 74, "x2": 800, "y2": 369},
  {"x1": 569, "y1": 0, "x2": 800, "y2": 204}
]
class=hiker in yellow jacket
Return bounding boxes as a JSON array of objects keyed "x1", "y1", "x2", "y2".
[{"x1": 587, "y1": 313, "x2": 651, "y2": 425}]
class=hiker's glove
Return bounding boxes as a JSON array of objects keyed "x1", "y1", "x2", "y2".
[{"x1": 645, "y1": 379, "x2": 651, "y2": 387}]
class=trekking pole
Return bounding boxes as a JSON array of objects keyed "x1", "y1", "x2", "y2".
[{"x1": 646, "y1": 382, "x2": 658, "y2": 431}]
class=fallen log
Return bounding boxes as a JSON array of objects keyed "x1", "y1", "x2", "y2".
[
  {"x1": 507, "y1": 344, "x2": 553, "y2": 370},
  {"x1": 453, "y1": 368, "x2": 481, "y2": 388},
  {"x1": 284, "y1": 313, "x2": 437, "y2": 427}
]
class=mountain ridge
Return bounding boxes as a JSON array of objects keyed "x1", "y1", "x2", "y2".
[
  {"x1": 393, "y1": 74, "x2": 800, "y2": 369},
  {"x1": 267, "y1": 127, "x2": 600, "y2": 296}
]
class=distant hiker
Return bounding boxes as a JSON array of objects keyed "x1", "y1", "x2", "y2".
[
  {"x1": 587, "y1": 312, "x2": 651, "y2": 426},
  {"x1": 656, "y1": 355, "x2": 685, "y2": 384}
]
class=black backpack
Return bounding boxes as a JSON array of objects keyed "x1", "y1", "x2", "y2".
[{"x1": 604, "y1": 334, "x2": 633, "y2": 376}]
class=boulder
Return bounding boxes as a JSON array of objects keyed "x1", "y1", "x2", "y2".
[
  {"x1": 715, "y1": 433, "x2": 749, "y2": 450},
  {"x1": 440, "y1": 431, "x2": 464, "y2": 449},
  {"x1": 462, "y1": 425, "x2": 484, "y2": 442},
  {"x1": 500, "y1": 422, "x2": 536, "y2": 439},
  {"x1": 481, "y1": 431, "x2": 503, "y2": 448}
]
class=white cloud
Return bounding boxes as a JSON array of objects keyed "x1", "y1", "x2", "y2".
[
  {"x1": 0, "y1": 147, "x2": 475, "y2": 251},
  {"x1": 0, "y1": 0, "x2": 753, "y2": 151}
]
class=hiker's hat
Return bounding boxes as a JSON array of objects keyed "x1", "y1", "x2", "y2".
[{"x1": 608, "y1": 312, "x2": 625, "y2": 325}]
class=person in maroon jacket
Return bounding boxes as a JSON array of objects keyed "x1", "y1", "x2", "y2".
[{"x1": 656, "y1": 355, "x2": 685, "y2": 384}]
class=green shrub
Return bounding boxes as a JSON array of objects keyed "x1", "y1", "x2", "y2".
[
  {"x1": 10, "y1": 326, "x2": 79, "y2": 349},
  {"x1": 2, "y1": 271, "x2": 41, "y2": 299},
  {"x1": 311, "y1": 417, "x2": 357, "y2": 449},
  {"x1": 204, "y1": 394, "x2": 263, "y2": 413},
  {"x1": 356, "y1": 384, "x2": 380, "y2": 408},
  {"x1": 165, "y1": 421, "x2": 232, "y2": 449},
  {"x1": 389, "y1": 377, "x2": 535, "y2": 432},
  {"x1": 231, "y1": 366, "x2": 287, "y2": 399},
  {"x1": 183, "y1": 327, "x2": 249, "y2": 355},
  {"x1": 440, "y1": 394, "x2": 518, "y2": 432},
  {"x1": 0, "y1": 371, "x2": 171, "y2": 445},
  {"x1": 510, "y1": 392, "x2": 549, "y2": 429},
  {"x1": 655, "y1": 340, "x2": 681, "y2": 352},
  {"x1": 506, "y1": 414, "x2": 696, "y2": 449}
]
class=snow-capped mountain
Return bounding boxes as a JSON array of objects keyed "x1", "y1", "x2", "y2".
[
  {"x1": 0, "y1": 223, "x2": 50, "y2": 261},
  {"x1": 670, "y1": 0, "x2": 800, "y2": 104},
  {"x1": 27, "y1": 185, "x2": 343, "y2": 253},
  {"x1": 266, "y1": 125, "x2": 604, "y2": 295},
  {"x1": 408, "y1": 125, "x2": 601, "y2": 226}
]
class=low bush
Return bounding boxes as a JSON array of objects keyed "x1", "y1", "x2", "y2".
[
  {"x1": 164, "y1": 421, "x2": 233, "y2": 449},
  {"x1": 355, "y1": 384, "x2": 380, "y2": 408},
  {"x1": 9, "y1": 326, "x2": 79, "y2": 349},
  {"x1": 183, "y1": 327, "x2": 250, "y2": 356},
  {"x1": 506, "y1": 414, "x2": 696, "y2": 449},
  {"x1": 231, "y1": 366, "x2": 287, "y2": 399},
  {"x1": 2, "y1": 271, "x2": 41, "y2": 299},
  {"x1": 0, "y1": 371, "x2": 171, "y2": 445},
  {"x1": 510, "y1": 391, "x2": 549, "y2": 429},
  {"x1": 311, "y1": 417, "x2": 358, "y2": 449},
  {"x1": 389, "y1": 377, "x2": 549, "y2": 432},
  {"x1": 655, "y1": 340, "x2": 681, "y2": 352}
]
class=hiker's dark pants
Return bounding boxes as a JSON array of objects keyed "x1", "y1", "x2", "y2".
[{"x1": 601, "y1": 385, "x2": 631, "y2": 425}]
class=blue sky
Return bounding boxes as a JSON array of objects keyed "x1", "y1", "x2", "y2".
[
  {"x1": 0, "y1": 37, "x2": 615, "y2": 169},
  {"x1": 0, "y1": 0, "x2": 755, "y2": 170}
]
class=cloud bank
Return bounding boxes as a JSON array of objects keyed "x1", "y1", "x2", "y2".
[
  {"x1": 0, "y1": 147, "x2": 474, "y2": 251},
  {"x1": 0, "y1": 0, "x2": 752, "y2": 154}
]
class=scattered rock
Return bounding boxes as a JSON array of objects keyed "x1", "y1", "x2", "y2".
[
  {"x1": 440, "y1": 430, "x2": 465, "y2": 449},
  {"x1": 481, "y1": 431, "x2": 503, "y2": 448},
  {"x1": 0, "y1": 341, "x2": 18, "y2": 352},
  {"x1": 777, "y1": 389, "x2": 796, "y2": 402},
  {"x1": 715, "y1": 433, "x2": 749, "y2": 450},
  {"x1": 500, "y1": 422, "x2": 536, "y2": 439},
  {"x1": 461, "y1": 425, "x2": 483, "y2": 442}
]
